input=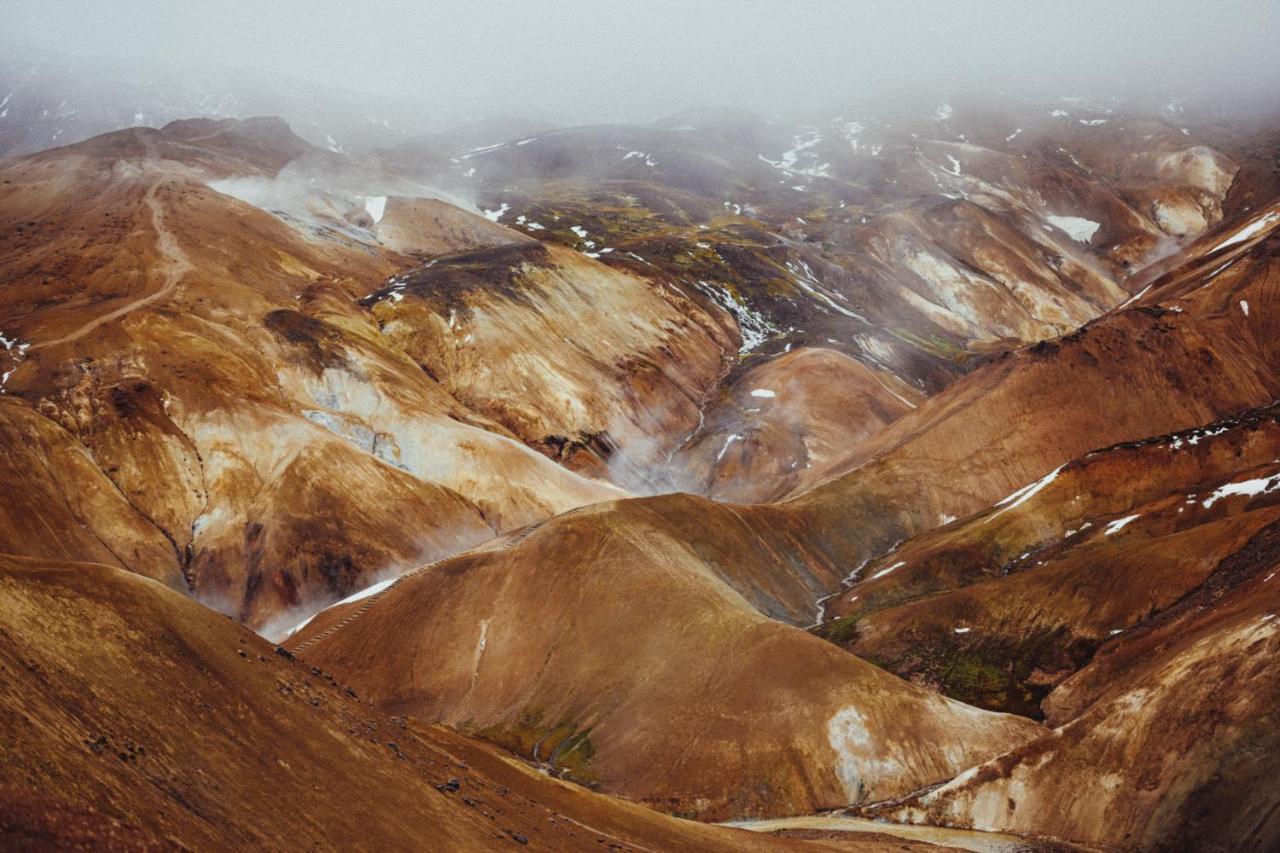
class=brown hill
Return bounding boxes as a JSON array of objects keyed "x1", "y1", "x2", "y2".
[
  {"x1": 673, "y1": 346, "x2": 923, "y2": 503},
  {"x1": 858, "y1": 530, "x2": 1280, "y2": 851},
  {"x1": 774, "y1": 200, "x2": 1280, "y2": 582},
  {"x1": 822, "y1": 406, "x2": 1280, "y2": 715},
  {"x1": 289, "y1": 498, "x2": 1041, "y2": 821},
  {"x1": 0, "y1": 120, "x2": 746, "y2": 631},
  {"x1": 0, "y1": 552, "x2": 932, "y2": 852}
]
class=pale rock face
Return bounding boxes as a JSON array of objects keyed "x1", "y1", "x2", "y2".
[
  {"x1": 901, "y1": 250, "x2": 1010, "y2": 340},
  {"x1": 1157, "y1": 146, "x2": 1236, "y2": 198},
  {"x1": 827, "y1": 705, "x2": 898, "y2": 802},
  {"x1": 1152, "y1": 198, "x2": 1208, "y2": 237}
]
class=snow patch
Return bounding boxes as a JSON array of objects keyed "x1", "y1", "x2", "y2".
[
  {"x1": 1046, "y1": 214, "x2": 1100, "y2": 243},
  {"x1": 1210, "y1": 211, "x2": 1280, "y2": 253},
  {"x1": 986, "y1": 465, "x2": 1065, "y2": 522},
  {"x1": 759, "y1": 127, "x2": 831, "y2": 179},
  {"x1": 282, "y1": 575, "x2": 397, "y2": 639},
  {"x1": 1202, "y1": 473, "x2": 1280, "y2": 509},
  {"x1": 868, "y1": 561, "x2": 905, "y2": 581},
  {"x1": 695, "y1": 281, "x2": 777, "y2": 353},
  {"x1": 787, "y1": 260, "x2": 868, "y2": 322},
  {"x1": 622, "y1": 150, "x2": 658, "y2": 167},
  {"x1": 1104, "y1": 514, "x2": 1140, "y2": 535},
  {"x1": 0, "y1": 332, "x2": 30, "y2": 392},
  {"x1": 364, "y1": 196, "x2": 387, "y2": 224},
  {"x1": 459, "y1": 141, "x2": 506, "y2": 160}
]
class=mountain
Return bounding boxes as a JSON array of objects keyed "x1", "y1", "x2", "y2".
[
  {"x1": 286, "y1": 495, "x2": 1041, "y2": 820},
  {"x1": 1, "y1": 552, "x2": 939, "y2": 852},
  {"x1": 3, "y1": 91, "x2": 1279, "y2": 851},
  {"x1": 0, "y1": 119, "x2": 680, "y2": 632},
  {"x1": 0, "y1": 54, "x2": 455, "y2": 159}
]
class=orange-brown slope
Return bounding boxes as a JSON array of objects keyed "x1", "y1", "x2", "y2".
[
  {"x1": 0, "y1": 143, "x2": 516, "y2": 628},
  {"x1": 0, "y1": 120, "x2": 752, "y2": 630},
  {"x1": 859, "y1": 526, "x2": 1280, "y2": 852},
  {"x1": 0, "y1": 398, "x2": 181, "y2": 589},
  {"x1": 772, "y1": 206, "x2": 1280, "y2": 587},
  {"x1": 821, "y1": 406, "x2": 1280, "y2": 716},
  {"x1": 374, "y1": 195, "x2": 535, "y2": 257},
  {"x1": 290, "y1": 497, "x2": 1042, "y2": 821},
  {"x1": 364, "y1": 241, "x2": 736, "y2": 486},
  {"x1": 673, "y1": 347, "x2": 923, "y2": 503},
  {"x1": 0, "y1": 553, "x2": 924, "y2": 853}
]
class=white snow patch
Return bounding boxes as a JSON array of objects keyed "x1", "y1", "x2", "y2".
[
  {"x1": 1104, "y1": 514, "x2": 1140, "y2": 535},
  {"x1": 1119, "y1": 284, "x2": 1152, "y2": 309},
  {"x1": 1046, "y1": 214, "x2": 1100, "y2": 243},
  {"x1": 986, "y1": 465, "x2": 1065, "y2": 523},
  {"x1": 1241, "y1": 300, "x2": 1250, "y2": 317},
  {"x1": 868, "y1": 561, "x2": 905, "y2": 581},
  {"x1": 787, "y1": 260, "x2": 868, "y2": 322},
  {"x1": 759, "y1": 127, "x2": 831, "y2": 178},
  {"x1": 1202, "y1": 473, "x2": 1280, "y2": 509},
  {"x1": 481, "y1": 202, "x2": 509, "y2": 222},
  {"x1": 569, "y1": 225, "x2": 597, "y2": 249},
  {"x1": 0, "y1": 332, "x2": 29, "y2": 393},
  {"x1": 1170, "y1": 424, "x2": 1231, "y2": 451},
  {"x1": 281, "y1": 575, "x2": 398, "y2": 639},
  {"x1": 622, "y1": 150, "x2": 658, "y2": 167},
  {"x1": 363, "y1": 196, "x2": 387, "y2": 223},
  {"x1": 953, "y1": 627, "x2": 972, "y2": 634},
  {"x1": 459, "y1": 141, "x2": 506, "y2": 160},
  {"x1": 1210, "y1": 211, "x2": 1280, "y2": 253},
  {"x1": 695, "y1": 281, "x2": 777, "y2": 353},
  {"x1": 750, "y1": 389, "x2": 776, "y2": 399}
]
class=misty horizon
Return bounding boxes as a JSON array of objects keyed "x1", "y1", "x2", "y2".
[
  {"x1": 5, "y1": 0, "x2": 1280, "y2": 130},
  {"x1": 5, "y1": 3, "x2": 1280, "y2": 849}
]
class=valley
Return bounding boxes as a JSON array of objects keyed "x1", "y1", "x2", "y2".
[{"x1": 1, "y1": 60, "x2": 1278, "y2": 852}]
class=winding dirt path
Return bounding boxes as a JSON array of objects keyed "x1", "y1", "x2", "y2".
[{"x1": 32, "y1": 162, "x2": 192, "y2": 350}]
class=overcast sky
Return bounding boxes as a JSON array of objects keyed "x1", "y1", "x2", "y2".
[{"x1": 7, "y1": 0, "x2": 1280, "y2": 123}]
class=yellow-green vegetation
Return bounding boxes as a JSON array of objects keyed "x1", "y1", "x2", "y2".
[
  {"x1": 475, "y1": 707, "x2": 599, "y2": 784},
  {"x1": 820, "y1": 613, "x2": 864, "y2": 647},
  {"x1": 891, "y1": 327, "x2": 967, "y2": 359}
]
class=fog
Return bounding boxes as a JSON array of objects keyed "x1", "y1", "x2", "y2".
[{"x1": 6, "y1": 0, "x2": 1279, "y2": 127}]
